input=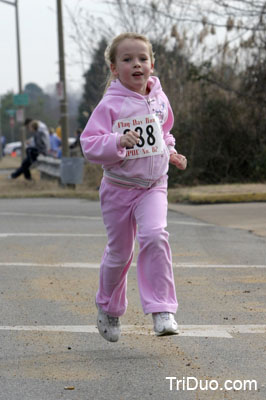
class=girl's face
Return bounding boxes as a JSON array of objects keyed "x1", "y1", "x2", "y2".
[{"x1": 111, "y1": 38, "x2": 154, "y2": 95}]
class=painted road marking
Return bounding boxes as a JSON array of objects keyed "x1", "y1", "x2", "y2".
[
  {"x1": 0, "y1": 212, "x2": 102, "y2": 220},
  {"x1": 0, "y1": 233, "x2": 106, "y2": 238},
  {"x1": 0, "y1": 325, "x2": 265, "y2": 338},
  {"x1": 0, "y1": 262, "x2": 266, "y2": 269},
  {"x1": 0, "y1": 262, "x2": 101, "y2": 268},
  {"x1": 169, "y1": 221, "x2": 212, "y2": 227},
  {"x1": 0, "y1": 212, "x2": 211, "y2": 227},
  {"x1": 173, "y1": 263, "x2": 266, "y2": 268}
]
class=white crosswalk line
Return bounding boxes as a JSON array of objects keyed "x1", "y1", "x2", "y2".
[
  {"x1": 0, "y1": 212, "x2": 211, "y2": 226},
  {"x1": 0, "y1": 233, "x2": 105, "y2": 238},
  {"x1": 0, "y1": 212, "x2": 102, "y2": 220},
  {"x1": 0, "y1": 262, "x2": 265, "y2": 269},
  {"x1": 0, "y1": 262, "x2": 101, "y2": 268},
  {"x1": 0, "y1": 325, "x2": 265, "y2": 338}
]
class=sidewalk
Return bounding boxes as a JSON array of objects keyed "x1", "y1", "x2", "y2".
[
  {"x1": 169, "y1": 202, "x2": 266, "y2": 238},
  {"x1": 168, "y1": 183, "x2": 266, "y2": 204}
]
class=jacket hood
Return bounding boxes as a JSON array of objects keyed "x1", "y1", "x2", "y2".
[{"x1": 104, "y1": 76, "x2": 162, "y2": 99}]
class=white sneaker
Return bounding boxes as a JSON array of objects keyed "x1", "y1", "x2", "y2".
[
  {"x1": 152, "y1": 312, "x2": 179, "y2": 336},
  {"x1": 96, "y1": 304, "x2": 121, "y2": 342}
]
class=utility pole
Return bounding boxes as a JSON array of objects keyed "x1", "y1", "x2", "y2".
[
  {"x1": 15, "y1": 0, "x2": 26, "y2": 158},
  {"x1": 0, "y1": 0, "x2": 25, "y2": 158},
  {"x1": 0, "y1": 97, "x2": 2, "y2": 159},
  {"x1": 14, "y1": 0, "x2": 22, "y2": 94},
  {"x1": 56, "y1": 0, "x2": 69, "y2": 157}
]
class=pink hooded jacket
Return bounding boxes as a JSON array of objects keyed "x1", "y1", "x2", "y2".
[{"x1": 80, "y1": 76, "x2": 177, "y2": 188}]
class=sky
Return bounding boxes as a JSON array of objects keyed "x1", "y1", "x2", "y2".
[{"x1": 0, "y1": 0, "x2": 109, "y2": 96}]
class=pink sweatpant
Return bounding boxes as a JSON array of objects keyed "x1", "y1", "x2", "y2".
[{"x1": 96, "y1": 178, "x2": 178, "y2": 317}]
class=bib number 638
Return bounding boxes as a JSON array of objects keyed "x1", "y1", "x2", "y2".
[
  {"x1": 113, "y1": 114, "x2": 164, "y2": 159},
  {"x1": 123, "y1": 125, "x2": 156, "y2": 148}
]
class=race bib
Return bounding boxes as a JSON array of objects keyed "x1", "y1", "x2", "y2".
[{"x1": 113, "y1": 114, "x2": 164, "y2": 159}]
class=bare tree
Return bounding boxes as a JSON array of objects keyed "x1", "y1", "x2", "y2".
[
  {"x1": 66, "y1": 0, "x2": 208, "y2": 72},
  {"x1": 67, "y1": 0, "x2": 266, "y2": 185}
]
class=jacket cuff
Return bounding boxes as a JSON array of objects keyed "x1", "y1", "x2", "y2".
[
  {"x1": 168, "y1": 146, "x2": 177, "y2": 155},
  {"x1": 116, "y1": 133, "x2": 126, "y2": 153}
]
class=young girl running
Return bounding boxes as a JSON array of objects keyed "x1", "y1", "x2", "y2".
[{"x1": 80, "y1": 32, "x2": 187, "y2": 342}]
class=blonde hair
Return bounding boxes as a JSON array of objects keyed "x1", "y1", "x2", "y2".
[
  {"x1": 104, "y1": 32, "x2": 155, "y2": 92},
  {"x1": 30, "y1": 120, "x2": 39, "y2": 131}
]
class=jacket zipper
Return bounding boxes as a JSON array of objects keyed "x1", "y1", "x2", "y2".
[{"x1": 146, "y1": 98, "x2": 154, "y2": 181}]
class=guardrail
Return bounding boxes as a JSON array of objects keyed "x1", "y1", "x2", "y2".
[
  {"x1": 36, "y1": 154, "x2": 61, "y2": 180},
  {"x1": 36, "y1": 155, "x2": 84, "y2": 184}
]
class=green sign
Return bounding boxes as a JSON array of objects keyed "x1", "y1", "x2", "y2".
[
  {"x1": 13, "y1": 93, "x2": 29, "y2": 106},
  {"x1": 6, "y1": 109, "x2": 16, "y2": 117}
]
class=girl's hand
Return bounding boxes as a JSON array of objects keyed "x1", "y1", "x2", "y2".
[
  {"x1": 170, "y1": 153, "x2": 187, "y2": 170},
  {"x1": 120, "y1": 130, "x2": 140, "y2": 148}
]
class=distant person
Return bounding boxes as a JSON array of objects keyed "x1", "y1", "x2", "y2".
[
  {"x1": 24, "y1": 118, "x2": 50, "y2": 153},
  {"x1": 9, "y1": 120, "x2": 49, "y2": 180},
  {"x1": 56, "y1": 124, "x2": 62, "y2": 139},
  {"x1": 1, "y1": 136, "x2": 6, "y2": 155},
  {"x1": 69, "y1": 128, "x2": 82, "y2": 156},
  {"x1": 48, "y1": 127, "x2": 61, "y2": 157}
]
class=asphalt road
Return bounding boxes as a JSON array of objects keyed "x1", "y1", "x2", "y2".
[
  {"x1": 169, "y1": 202, "x2": 266, "y2": 238},
  {"x1": 0, "y1": 198, "x2": 265, "y2": 400}
]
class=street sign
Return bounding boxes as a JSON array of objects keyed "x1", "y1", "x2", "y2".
[
  {"x1": 16, "y1": 108, "x2": 24, "y2": 122},
  {"x1": 6, "y1": 109, "x2": 16, "y2": 117},
  {"x1": 13, "y1": 93, "x2": 29, "y2": 106},
  {"x1": 56, "y1": 81, "x2": 64, "y2": 100}
]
